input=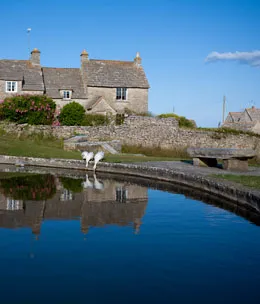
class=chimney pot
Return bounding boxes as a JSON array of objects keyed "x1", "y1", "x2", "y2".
[{"x1": 134, "y1": 52, "x2": 142, "y2": 66}]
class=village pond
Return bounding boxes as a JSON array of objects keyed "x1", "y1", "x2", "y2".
[{"x1": 0, "y1": 165, "x2": 259, "y2": 304}]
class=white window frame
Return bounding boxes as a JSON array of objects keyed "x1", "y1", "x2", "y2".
[
  {"x1": 116, "y1": 88, "x2": 127, "y2": 101},
  {"x1": 5, "y1": 81, "x2": 17, "y2": 93},
  {"x1": 63, "y1": 90, "x2": 72, "y2": 100}
]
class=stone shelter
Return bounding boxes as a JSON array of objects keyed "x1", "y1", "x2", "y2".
[{"x1": 0, "y1": 49, "x2": 149, "y2": 115}]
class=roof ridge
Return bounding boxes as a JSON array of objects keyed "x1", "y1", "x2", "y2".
[
  {"x1": 42, "y1": 67, "x2": 80, "y2": 70},
  {"x1": 90, "y1": 59, "x2": 134, "y2": 64}
]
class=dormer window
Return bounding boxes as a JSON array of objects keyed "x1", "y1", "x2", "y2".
[
  {"x1": 63, "y1": 90, "x2": 72, "y2": 99},
  {"x1": 6, "y1": 81, "x2": 17, "y2": 92},
  {"x1": 116, "y1": 88, "x2": 127, "y2": 101}
]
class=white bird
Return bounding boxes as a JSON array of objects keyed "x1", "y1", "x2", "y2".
[
  {"x1": 93, "y1": 151, "x2": 104, "y2": 171},
  {"x1": 93, "y1": 174, "x2": 104, "y2": 190},
  {"x1": 82, "y1": 174, "x2": 94, "y2": 189},
  {"x1": 81, "y1": 151, "x2": 94, "y2": 168}
]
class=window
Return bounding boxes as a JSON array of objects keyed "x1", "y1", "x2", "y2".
[
  {"x1": 63, "y1": 90, "x2": 72, "y2": 99},
  {"x1": 6, "y1": 81, "x2": 17, "y2": 92},
  {"x1": 116, "y1": 88, "x2": 127, "y2": 100},
  {"x1": 115, "y1": 186, "x2": 128, "y2": 203}
]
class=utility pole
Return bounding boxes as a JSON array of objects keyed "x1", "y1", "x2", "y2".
[
  {"x1": 27, "y1": 28, "x2": 31, "y2": 59},
  {"x1": 222, "y1": 95, "x2": 226, "y2": 124}
]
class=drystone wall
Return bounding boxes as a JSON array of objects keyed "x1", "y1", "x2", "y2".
[{"x1": 1, "y1": 116, "x2": 260, "y2": 155}]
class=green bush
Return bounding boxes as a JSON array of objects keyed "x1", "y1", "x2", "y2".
[
  {"x1": 0, "y1": 95, "x2": 56, "y2": 125},
  {"x1": 59, "y1": 102, "x2": 85, "y2": 126},
  {"x1": 82, "y1": 114, "x2": 109, "y2": 126},
  {"x1": 60, "y1": 177, "x2": 83, "y2": 192},
  {"x1": 158, "y1": 113, "x2": 195, "y2": 128}
]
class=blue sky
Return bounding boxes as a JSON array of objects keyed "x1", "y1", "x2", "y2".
[{"x1": 0, "y1": 0, "x2": 259, "y2": 127}]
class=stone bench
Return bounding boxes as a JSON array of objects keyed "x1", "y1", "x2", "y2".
[{"x1": 187, "y1": 147, "x2": 256, "y2": 171}]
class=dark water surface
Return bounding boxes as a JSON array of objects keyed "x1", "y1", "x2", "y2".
[{"x1": 0, "y1": 166, "x2": 259, "y2": 304}]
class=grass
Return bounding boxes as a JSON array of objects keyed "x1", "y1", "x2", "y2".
[
  {"x1": 0, "y1": 133, "x2": 186, "y2": 163},
  {"x1": 104, "y1": 154, "x2": 181, "y2": 163},
  {"x1": 0, "y1": 132, "x2": 81, "y2": 159},
  {"x1": 122, "y1": 144, "x2": 189, "y2": 159},
  {"x1": 212, "y1": 174, "x2": 260, "y2": 189}
]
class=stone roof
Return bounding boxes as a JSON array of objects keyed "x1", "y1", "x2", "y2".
[
  {"x1": 0, "y1": 60, "x2": 44, "y2": 91},
  {"x1": 229, "y1": 112, "x2": 242, "y2": 122},
  {"x1": 85, "y1": 60, "x2": 150, "y2": 88},
  {"x1": 246, "y1": 107, "x2": 260, "y2": 122},
  {"x1": 0, "y1": 55, "x2": 149, "y2": 97},
  {"x1": 42, "y1": 67, "x2": 86, "y2": 99}
]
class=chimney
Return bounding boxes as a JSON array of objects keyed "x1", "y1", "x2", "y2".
[
  {"x1": 80, "y1": 49, "x2": 89, "y2": 66},
  {"x1": 134, "y1": 52, "x2": 142, "y2": 66},
  {"x1": 30, "y1": 48, "x2": 41, "y2": 66}
]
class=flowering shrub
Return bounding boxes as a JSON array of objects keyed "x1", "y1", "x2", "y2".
[
  {"x1": 0, "y1": 95, "x2": 56, "y2": 125},
  {"x1": 59, "y1": 102, "x2": 85, "y2": 126},
  {"x1": 0, "y1": 174, "x2": 56, "y2": 200}
]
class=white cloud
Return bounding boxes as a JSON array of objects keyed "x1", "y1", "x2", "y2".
[{"x1": 205, "y1": 50, "x2": 260, "y2": 67}]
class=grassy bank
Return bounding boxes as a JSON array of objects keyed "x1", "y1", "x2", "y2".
[
  {"x1": 213, "y1": 174, "x2": 260, "y2": 189},
  {"x1": 0, "y1": 132, "x2": 81, "y2": 159},
  {"x1": 0, "y1": 132, "x2": 186, "y2": 163}
]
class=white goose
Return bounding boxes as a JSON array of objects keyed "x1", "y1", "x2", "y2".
[
  {"x1": 93, "y1": 151, "x2": 105, "y2": 171},
  {"x1": 81, "y1": 151, "x2": 94, "y2": 168},
  {"x1": 93, "y1": 174, "x2": 104, "y2": 190},
  {"x1": 82, "y1": 174, "x2": 94, "y2": 189}
]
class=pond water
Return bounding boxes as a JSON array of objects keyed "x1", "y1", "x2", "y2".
[{"x1": 0, "y1": 166, "x2": 260, "y2": 304}]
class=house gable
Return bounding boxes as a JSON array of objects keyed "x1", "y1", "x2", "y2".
[{"x1": 87, "y1": 96, "x2": 116, "y2": 115}]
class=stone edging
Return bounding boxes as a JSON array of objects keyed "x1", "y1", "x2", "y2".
[{"x1": 0, "y1": 154, "x2": 259, "y2": 214}]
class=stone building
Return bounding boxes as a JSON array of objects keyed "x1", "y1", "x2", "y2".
[
  {"x1": 0, "y1": 49, "x2": 149, "y2": 115},
  {"x1": 223, "y1": 106, "x2": 260, "y2": 134}
]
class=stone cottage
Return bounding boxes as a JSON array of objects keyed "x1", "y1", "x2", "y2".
[
  {"x1": 223, "y1": 106, "x2": 260, "y2": 134},
  {"x1": 0, "y1": 49, "x2": 149, "y2": 115}
]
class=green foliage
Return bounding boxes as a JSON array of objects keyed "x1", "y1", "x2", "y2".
[
  {"x1": 213, "y1": 174, "x2": 260, "y2": 189},
  {"x1": 0, "y1": 95, "x2": 56, "y2": 125},
  {"x1": 116, "y1": 114, "x2": 125, "y2": 125},
  {"x1": 122, "y1": 144, "x2": 189, "y2": 158},
  {"x1": 60, "y1": 177, "x2": 83, "y2": 192},
  {"x1": 157, "y1": 113, "x2": 195, "y2": 128},
  {"x1": 124, "y1": 107, "x2": 154, "y2": 117},
  {"x1": 198, "y1": 127, "x2": 260, "y2": 138},
  {"x1": 82, "y1": 114, "x2": 110, "y2": 126},
  {"x1": 59, "y1": 102, "x2": 85, "y2": 126},
  {"x1": 0, "y1": 174, "x2": 56, "y2": 200}
]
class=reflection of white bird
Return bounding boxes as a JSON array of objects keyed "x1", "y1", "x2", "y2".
[
  {"x1": 81, "y1": 151, "x2": 94, "y2": 168},
  {"x1": 82, "y1": 174, "x2": 94, "y2": 189},
  {"x1": 93, "y1": 151, "x2": 104, "y2": 171},
  {"x1": 93, "y1": 174, "x2": 104, "y2": 190}
]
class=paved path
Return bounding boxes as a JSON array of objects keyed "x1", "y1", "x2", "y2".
[{"x1": 137, "y1": 161, "x2": 260, "y2": 176}]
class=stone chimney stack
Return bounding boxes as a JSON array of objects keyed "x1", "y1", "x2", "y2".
[
  {"x1": 134, "y1": 52, "x2": 142, "y2": 66},
  {"x1": 80, "y1": 49, "x2": 89, "y2": 66},
  {"x1": 30, "y1": 48, "x2": 41, "y2": 66},
  {"x1": 80, "y1": 50, "x2": 89, "y2": 98}
]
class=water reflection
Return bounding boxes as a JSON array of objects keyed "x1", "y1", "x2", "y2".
[{"x1": 0, "y1": 172, "x2": 148, "y2": 237}]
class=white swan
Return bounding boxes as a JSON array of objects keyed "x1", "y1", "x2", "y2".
[
  {"x1": 93, "y1": 151, "x2": 104, "y2": 171},
  {"x1": 81, "y1": 151, "x2": 94, "y2": 168}
]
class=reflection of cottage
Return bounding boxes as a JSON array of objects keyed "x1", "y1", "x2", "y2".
[
  {"x1": 223, "y1": 106, "x2": 260, "y2": 134},
  {"x1": 0, "y1": 49, "x2": 149, "y2": 115},
  {"x1": 0, "y1": 176, "x2": 148, "y2": 236}
]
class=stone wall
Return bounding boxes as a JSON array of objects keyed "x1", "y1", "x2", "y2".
[{"x1": 1, "y1": 115, "x2": 260, "y2": 155}]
